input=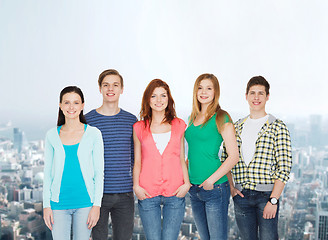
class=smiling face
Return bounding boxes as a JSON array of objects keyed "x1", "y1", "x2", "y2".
[
  {"x1": 197, "y1": 79, "x2": 215, "y2": 106},
  {"x1": 246, "y1": 84, "x2": 269, "y2": 114},
  {"x1": 99, "y1": 75, "x2": 123, "y2": 103},
  {"x1": 149, "y1": 87, "x2": 168, "y2": 113},
  {"x1": 59, "y1": 92, "x2": 84, "y2": 120}
]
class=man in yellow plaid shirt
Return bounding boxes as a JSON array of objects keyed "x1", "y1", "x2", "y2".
[{"x1": 222, "y1": 76, "x2": 292, "y2": 240}]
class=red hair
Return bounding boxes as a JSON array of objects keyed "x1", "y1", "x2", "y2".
[{"x1": 140, "y1": 79, "x2": 177, "y2": 127}]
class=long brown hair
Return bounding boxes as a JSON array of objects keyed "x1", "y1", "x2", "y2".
[
  {"x1": 189, "y1": 73, "x2": 232, "y2": 133},
  {"x1": 140, "y1": 79, "x2": 176, "y2": 127}
]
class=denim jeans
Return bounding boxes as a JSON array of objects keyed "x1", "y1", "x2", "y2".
[
  {"x1": 189, "y1": 181, "x2": 230, "y2": 240},
  {"x1": 92, "y1": 192, "x2": 134, "y2": 240},
  {"x1": 52, "y1": 206, "x2": 92, "y2": 240},
  {"x1": 233, "y1": 189, "x2": 279, "y2": 240},
  {"x1": 138, "y1": 195, "x2": 185, "y2": 240}
]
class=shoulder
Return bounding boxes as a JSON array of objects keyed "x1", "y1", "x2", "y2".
[
  {"x1": 120, "y1": 109, "x2": 137, "y2": 120},
  {"x1": 45, "y1": 127, "x2": 58, "y2": 139},
  {"x1": 173, "y1": 118, "x2": 187, "y2": 128},
  {"x1": 270, "y1": 118, "x2": 289, "y2": 132},
  {"x1": 133, "y1": 120, "x2": 145, "y2": 129},
  {"x1": 85, "y1": 109, "x2": 96, "y2": 118},
  {"x1": 234, "y1": 116, "x2": 248, "y2": 125}
]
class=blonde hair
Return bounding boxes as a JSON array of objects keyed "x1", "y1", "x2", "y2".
[{"x1": 189, "y1": 73, "x2": 232, "y2": 133}]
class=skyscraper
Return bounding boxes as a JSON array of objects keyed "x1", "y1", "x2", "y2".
[
  {"x1": 13, "y1": 128, "x2": 23, "y2": 153},
  {"x1": 316, "y1": 202, "x2": 328, "y2": 239}
]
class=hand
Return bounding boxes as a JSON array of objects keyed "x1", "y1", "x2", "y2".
[
  {"x1": 173, "y1": 183, "x2": 191, "y2": 198},
  {"x1": 199, "y1": 179, "x2": 214, "y2": 190},
  {"x1": 43, "y1": 207, "x2": 54, "y2": 230},
  {"x1": 230, "y1": 187, "x2": 244, "y2": 198},
  {"x1": 263, "y1": 201, "x2": 278, "y2": 219},
  {"x1": 87, "y1": 206, "x2": 100, "y2": 229},
  {"x1": 133, "y1": 185, "x2": 151, "y2": 200}
]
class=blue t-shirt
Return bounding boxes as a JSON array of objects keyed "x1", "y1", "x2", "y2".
[
  {"x1": 85, "y1": 109, "x2": 137, "y2": 193},
  {"x1": 51, "y1": 124, "x2": 92, "y2": 210}
]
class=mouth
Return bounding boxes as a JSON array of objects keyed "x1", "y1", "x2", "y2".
[
  {"x1": 106, "y1": 93, "x2": 115, "y2": 97},
  {"x1": 67, "y1": 111, "x2": 76, "y2": 114},
  {"x1": 199, "y1": 96, "x2": 208, "y2": 99},
  {"x1": 252, "y1": 102, "x2": 261, "y2": 105}
]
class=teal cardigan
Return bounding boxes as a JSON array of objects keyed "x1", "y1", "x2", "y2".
[{"x1": 43, "y1": 125, "x2": 104, "y2": 208}]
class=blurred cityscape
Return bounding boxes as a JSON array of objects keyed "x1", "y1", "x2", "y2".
[{"x1": 0, "y1": 114, "x2": 328, "y2": 240}]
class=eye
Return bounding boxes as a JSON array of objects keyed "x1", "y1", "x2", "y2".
[
  {"x1": 161, "y1": 94, "x2": 167, "y2": 97},
  {"x1": 207, "y1": 87, "x2": 212, "y2": 90},
  {"x1": 151, "y1": 95, "x2": 156, "y2": 98}
]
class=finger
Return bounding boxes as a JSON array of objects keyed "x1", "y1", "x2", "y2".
[
  {"x1": 88, "y1": 219, "x2": 93, "y2": 229},
  {"x1": 238, "y1": 192, "x2": 245, "y2": 197},
  {"x1": 45, "y1": 218, "x2": 52, "y2": 230},
  {"x1": 199, "y1": 183, "x2": 203, "y2": 188},
  {"x1": 145, "y1": 191, "x2": 152, "y2": 198},
  {"x1": 50, "y1": 213, "x2": 54, "y2": 225}
]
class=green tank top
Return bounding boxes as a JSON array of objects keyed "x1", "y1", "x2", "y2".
[{"x1": 185, "y1": 113, "x2": 229, "y2": 185}]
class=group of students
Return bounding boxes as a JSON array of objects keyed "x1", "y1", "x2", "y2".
[{"x1": 42, "y1": 69, "x2": 292, "y2": 240}]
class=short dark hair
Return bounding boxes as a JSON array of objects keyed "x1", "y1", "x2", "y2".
[
  {"x1": 57, "y1": 86, "x2": 87, "y2": 126},
  {"x1": 246, "y1": 76, "x2": 270, "y2": 95},
  {"x1": 98, "y1": 69, "x2": 123, "y2": 88}
]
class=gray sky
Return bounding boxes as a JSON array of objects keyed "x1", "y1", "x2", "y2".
[{"x1": 0, "y1": 0, "x2": 327, "y2": 138}]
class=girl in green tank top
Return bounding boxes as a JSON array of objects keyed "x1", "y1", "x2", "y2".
[{"x1": 185, "y1": 73, "x2": 239, "y2": 240}]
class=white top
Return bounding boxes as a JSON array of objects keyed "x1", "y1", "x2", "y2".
[
  {"x1": 241, "y1": 115, "x2": 269, "y2": 166},
  {"x1": 152, "y1": 131, "x2": 171, "y2": 155}
]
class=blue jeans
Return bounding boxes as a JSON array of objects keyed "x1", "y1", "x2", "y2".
[
  {"x1": 52, "y1": 206, "x2": 92, "y2": 240},
  {"x1": 233, "y1": 189, "x2": 279, "y2": 240},
  {"x1": 138, "y1": 195, "x2": 185, "y2": 240},
  {"x1": 189, "y1": 181, "x2": 230, "y2": 240},
  {"x1": 92, "y1": 192, "x2": 134, "y2": 240}
]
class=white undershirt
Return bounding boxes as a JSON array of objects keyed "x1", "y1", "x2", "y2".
[
  {"x1": 241, "y1": 115, "x2": 269, "y2": 166},
  {"x1": 152, "y1": 131, "x2": 171, "y2": 155}
]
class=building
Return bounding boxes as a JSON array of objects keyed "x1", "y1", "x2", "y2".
[{"x1": 316, "y1": 201, "x2": 328, "y2": 240}]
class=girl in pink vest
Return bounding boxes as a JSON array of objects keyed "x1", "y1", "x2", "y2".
[{"x1": 133, "y1": 79, "x2": 191, "y2": 240}]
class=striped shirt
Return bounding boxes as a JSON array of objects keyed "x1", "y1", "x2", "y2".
[{"x1": 85, "y1": 109, "x2": 137, "y2": 193}]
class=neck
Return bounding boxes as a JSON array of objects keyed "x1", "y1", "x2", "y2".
[
  {"x1": 151, "y1": 111, "x2": 166, "y2": 124},
  {"x1": 97, "y1": 102, "x2": 120, "y2": 116},
  {"x1": 63, "y1": 118, "x2": 83, "y2": 130},
  {"x1": 200, "y1": 103, "x2": 209, "y2": 115},
  {"x1": 249, "y1": 110, "x2": 267, "y2": 119}
]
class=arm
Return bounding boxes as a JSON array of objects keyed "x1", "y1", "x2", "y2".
[
  {"x1": 173, "y1": 135, "x2": 191, "y2": 198},
  {"x1": 132, "y1": 129, "x2": 151, "y2": 200},
  {"x1": 263, "y1": 123, "x2": 292, "y2": 219},
  {"x1": 226, "y1": 171, "x2": 244, "y2": 198},
  {"x1": 43, "y1": 133, "x2": 54, "y2": 230},
  {"x1": 87, "y1": 129, "x2": 104, "y2": 229},
  {"x1": 263, "y1": 179, "x2": 285, "y2": 219},
  {"x1": 200, "y1": 122, "x2": 239, "y2": 190}
]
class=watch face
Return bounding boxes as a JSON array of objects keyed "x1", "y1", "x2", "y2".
[{"x1": 270, "y1": 198, "x2": 278, "y2": 204}]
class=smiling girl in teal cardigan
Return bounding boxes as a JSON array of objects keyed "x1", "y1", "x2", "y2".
[{"x1": 43, "y1": 86, "x2": 104, "y2": 240}]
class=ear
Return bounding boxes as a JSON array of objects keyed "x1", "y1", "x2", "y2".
[
  {"x1": 266, "y1": 93, "x2": 270, "y2": 101},
  {"x1": 81, "y1": 103, "x2": 85, "y2": 109},
  {"x1": 120, "y1": 87, "x2": 124, "y2": 94},
  {"x1": 99, "y1": 86, "x2": 102, "y2": 94}
]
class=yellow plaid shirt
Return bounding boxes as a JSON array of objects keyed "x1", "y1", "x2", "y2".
[{"x1": 221, "y1": 114, "x2": 292, "y2": 190}]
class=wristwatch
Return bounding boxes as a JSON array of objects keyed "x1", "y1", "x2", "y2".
[{"x1": 269, "y1": 197, "x2": 279, "y2": 205}]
